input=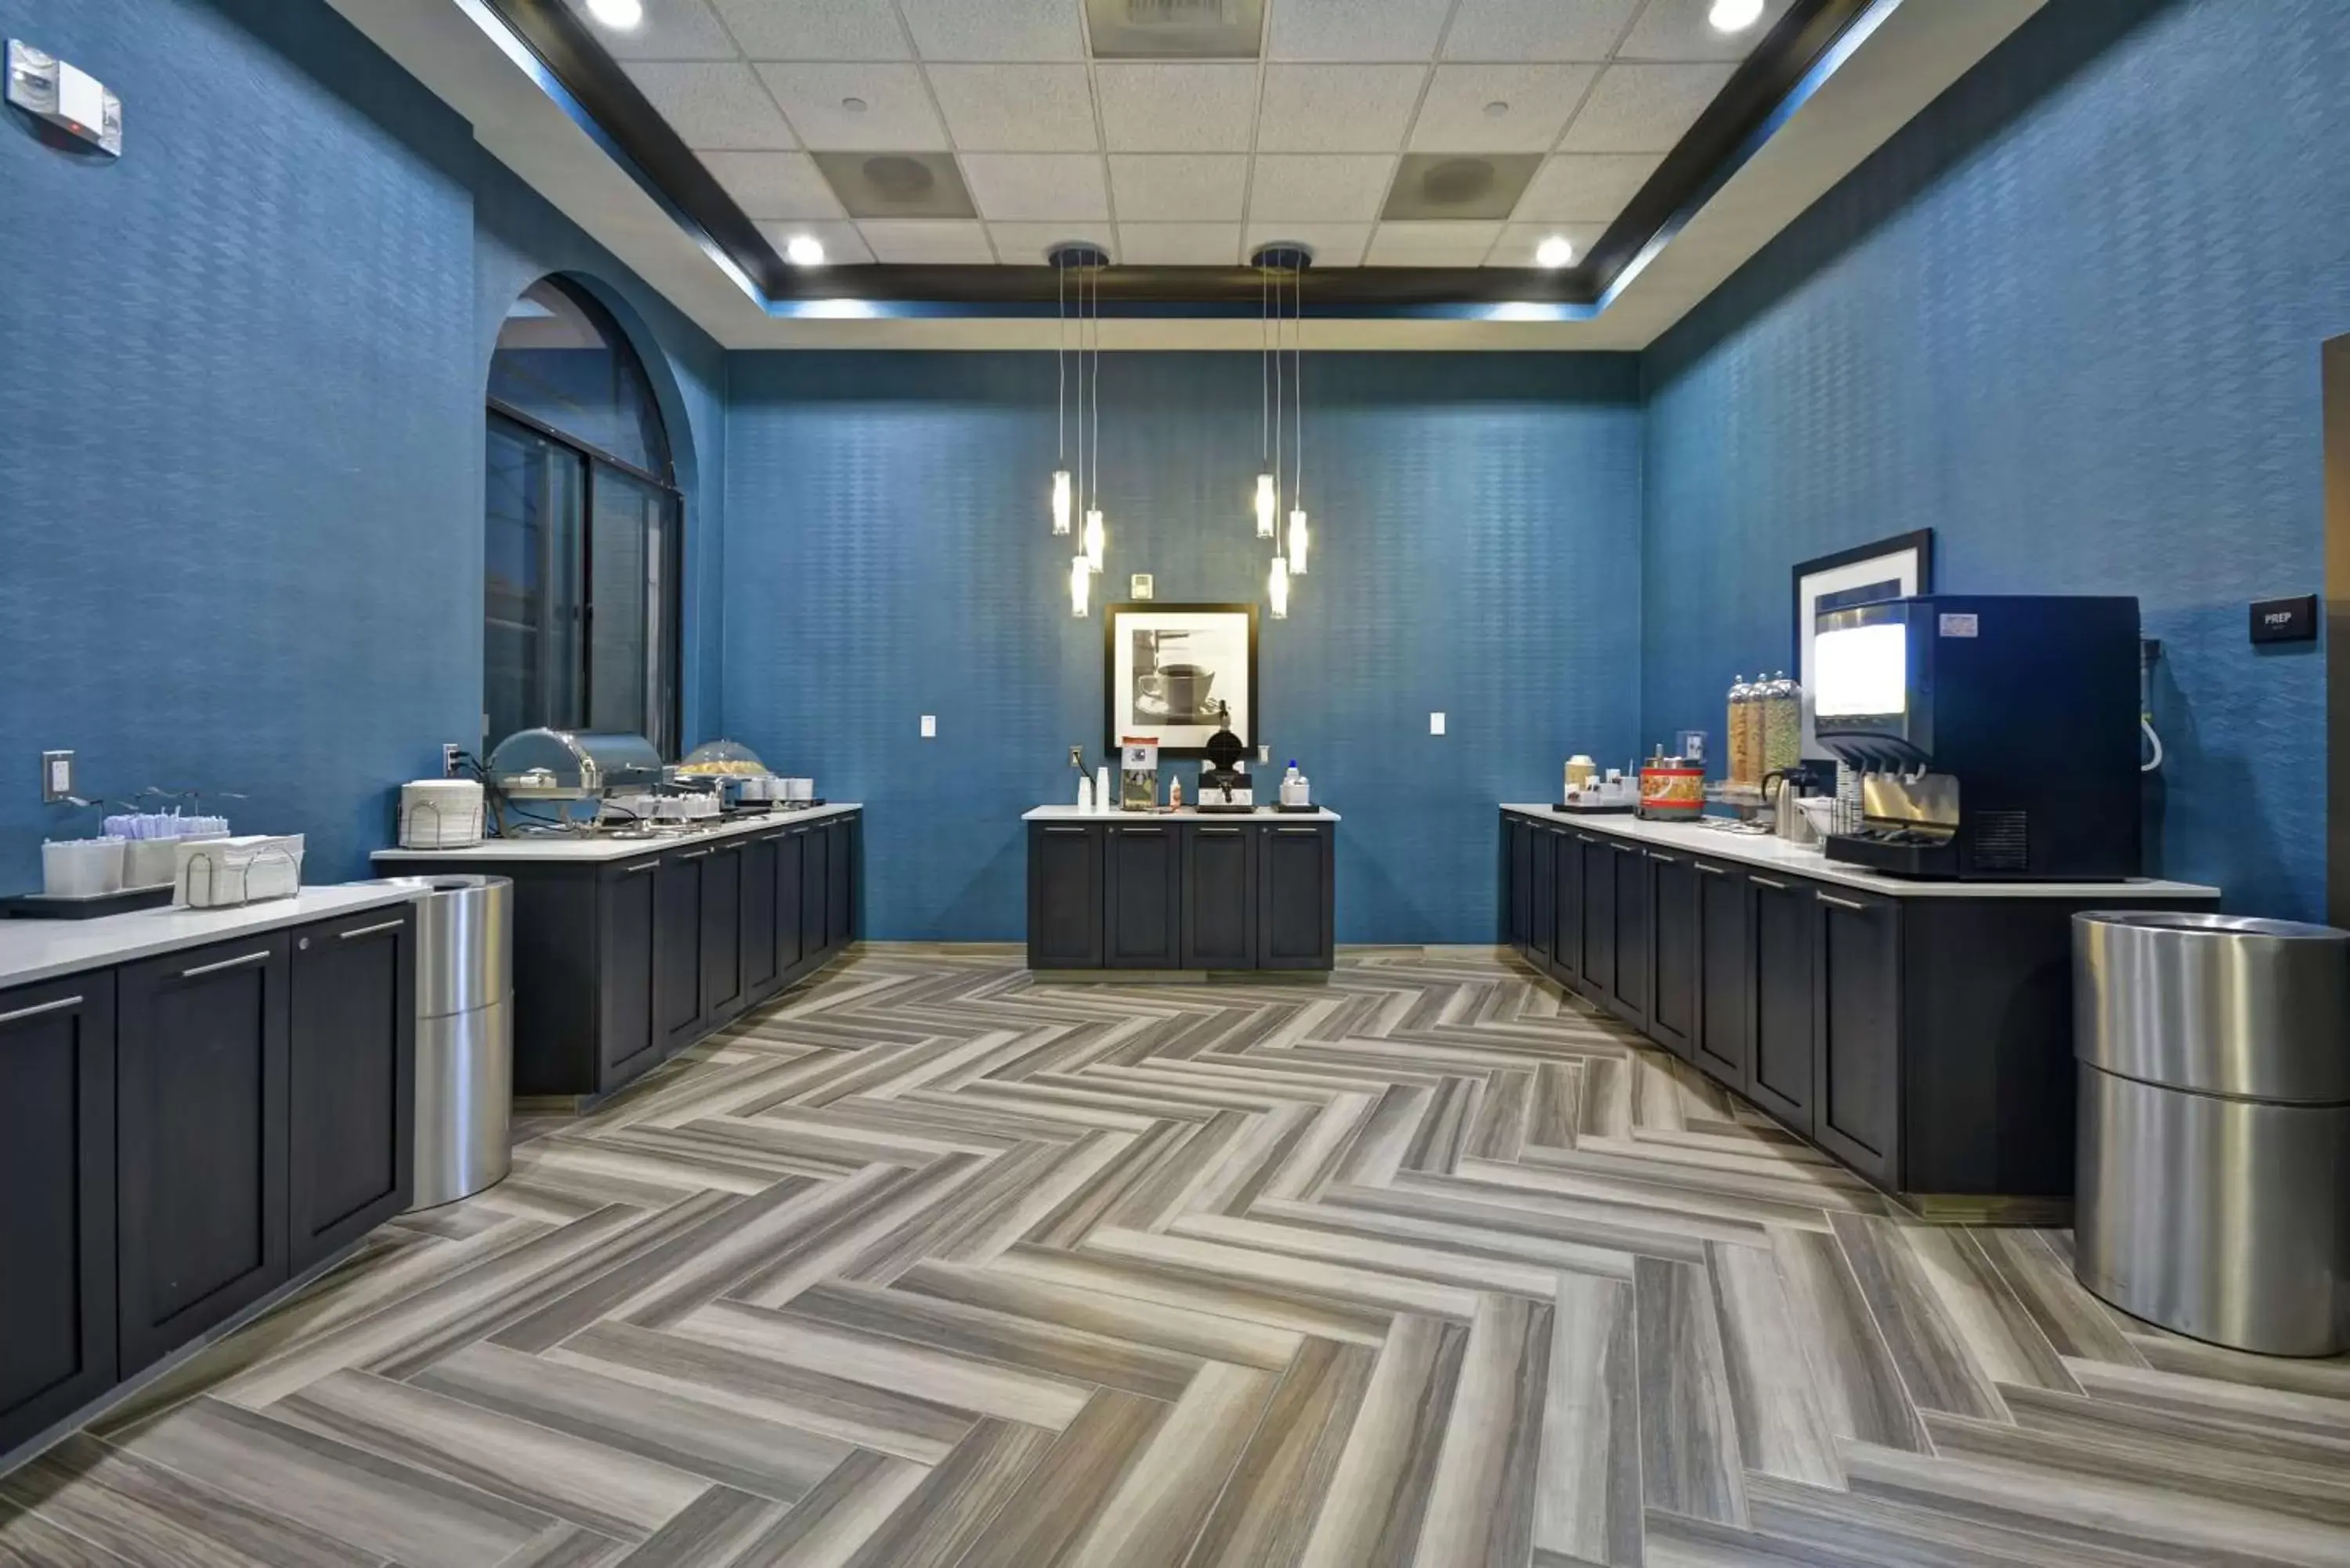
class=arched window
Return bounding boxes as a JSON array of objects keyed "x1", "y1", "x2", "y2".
[{"x1": 484, "y1": 278, "x2": 681, "y2": 757}]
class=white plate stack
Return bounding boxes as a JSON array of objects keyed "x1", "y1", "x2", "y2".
[{"x1": 400, "y1": 779, "x2": 485, "y2": 849}]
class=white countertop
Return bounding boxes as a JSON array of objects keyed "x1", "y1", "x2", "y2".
[
  {"x1": 1025, "y1": 804, "x2": 1341, "y2": 823},
  {"x1": 372, "y1": 803, "x2": 862, "y2": 863},
  {"x1": 1499, "y1": 805, "x2": 2218, "y2": 900},
  {"x1": 0, "y1": 883, "x2": 424, "y2": 992}
]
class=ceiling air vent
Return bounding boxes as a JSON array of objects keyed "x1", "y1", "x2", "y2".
[
  {"x1": 1084, "y1": 0, "x2": 1264, "y2": 60},
  {"x1": 812, "y1": 151, "x2": 976, "y2": 219},
  {"x1": 1381, "y1": 154, "x2": 1543, "y2": 222}
]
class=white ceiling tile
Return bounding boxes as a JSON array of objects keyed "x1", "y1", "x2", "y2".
[
  {"x1": 1267, "y1": 0, "x2": 1452, "y2": 61},
  {"x1": 621, "y1": 63, "x2": 797, "y2": 150},
  {"x1": 988, "y1": 222, "x2": 1116, "y2": 264},
  {"x1": 1556, "y1": 62, "x2": 1734, "y2": 153},
  {"x1": 1116, "y1": 223, "x2": 1242, "y2": 265},
  {"x1": 855, "y1": 219, "x2": 997, "y2": 262},
  {"x1": 1365, "y1": 221, "x2": 1502, "y2": 266},
  {"x1": 1094, "y1": 65, "x2": 1260, "y2": 152},
  {"x1": 754, "y1": 63, "x2": 945, "y2": 149},
  {"x1": 1242, "y1": 222, "x2": 1369, "y2": 266},
  {"x1": 1617, "y1": 0, "x2": 1794, "y2": 61},
  {"x1": 565, "y1": 0, "x2": 740, "y2": 60},
  {"x1": 1409, "y1": 64, "x2": 1598, "y2": 153},
  {"x1": 895, "y1": 0, "x2": 1083, "y2": 60},
  {"x1": 1108, "y1": 155, "x2": 1248, "y2": 221},
  {"x1": 962, "y1": 154, "x2": 1112, "y2": 221},
  {"x1": 757, "y1": 219, "x2": 875, "y2": 264},
  {"x1": 1257, "y1": 65, "x2": 1426, "y2": 153},
  {"x1": 927, "y1": 64, "x2": 1097, "y2": 152},
  {"x1": 700, "y1": 150, "x2": 847, "y2": 218},
  {"x1": 1489, "y1": 220, "x2": 1608, "y2": 266},
  {"x1": 1248, "y1": 155, "x2": 1395, "y2": 223},
  {"x1": 1441, "y1": 0, "x2": 1640, "y2": 61},
  {"x1": 711, "y1": 0, "x2": 909, "y2": 60},
  {"x1": 1514, "y1": 151, "x2": 1662, "y2": 219}
]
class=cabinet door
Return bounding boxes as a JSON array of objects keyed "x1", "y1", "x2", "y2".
[
  {"x1": 1550, "y1": 829, "x2": 1582, "y2": 986},
  {"x1": 742, "y1": 831, "x2": 782, "y2": 1003},
  {"x1": 1692, "y1": 862, "x2": 1751, "y2": 1093},
  {"x1": 1577, "y1": 833, "x2": 1614, "y2": 1003},
  {"x1": 1528, "y1": 826, "x2": 1556, "y2": 970},
  {"x1": 0, "y1": 977, "x2": 115, "y2": 1454},
  {"x1": 802, "y1": 822, "x2": 831, "y2": 959},
  {"x1": 702, "y1": 840, "x2": 747, "y2": 1027},
  {"x1": 1609, "y1": 844, "x2": 1651, "y2": 1028},
  {"x1": 1815, "y1": 890, "x2": 1901, "y2": 1185},
  {"x1": 1029, "y1": 826, "x2": 1104, "y2": 968},
  {"x1": 1748, "y1": 876, "x2": 1815, "y2": 1135},
  {"x1": 1105, "y1": 823, "x2": 1182, "y2": 968},
  {"x1": 117, "y1": 935, "x2": 290, "y2": 1375},
  {"x1": 1647, "y1": 851, "x2": 1697, "y2": 1060},
  {"x1": 1181, "y1": 825, "x2": 1256, "y2": 969},
  {"x1": 1508, "y1": 818, "x2": 1532, "y2": 951},
  {"x1": 1259, "y1": 825, "x2": 1335, "y2": 970},
  {"x1": 827, "y1": 818, "x2": 854, "y2": 950},
  {"x1": 600, "y1": 858, "x2": 663, "y2": 1087},
  {"x1": 775, "y1": 827, "x2": 808, "y2": 981},
  {"x1": 656, "y1": 848, "x2": 709, "y2": 1053},
  {"x1": 287, "y1": 910, "x2": 414, "y2": 1273}
]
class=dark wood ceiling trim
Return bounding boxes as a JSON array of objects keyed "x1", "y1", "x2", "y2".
[{"x1": 486, "y1": 0, "x2": 1875, "y2": 313}]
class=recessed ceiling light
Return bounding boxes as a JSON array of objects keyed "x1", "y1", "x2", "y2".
[
  {"x1": 585, "y1": 0, "x2": 644, "y2": 31},
  {"x1": 1708, "y1": 0, "x2": 1764, "y2": 32},
  {"x1": 841, "y1": 96, "x2": 868, "y2": 113},
  {"x1": 1535, "y1": 234, "x2": 1574, "y2": 269},
  {"x1": 1483, "y1": 100, "x2": 1509, "y2": 117},
  {"x1": 785, "y1": 233, "x2": 826, "y2": 266}
]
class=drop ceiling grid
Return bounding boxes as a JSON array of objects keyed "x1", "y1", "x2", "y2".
[{"x1": 591, "y1": 0, "x2": 1784, "y2": 269}]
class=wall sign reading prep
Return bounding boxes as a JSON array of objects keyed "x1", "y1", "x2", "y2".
[{"x1": 2249, "y1": 594, "x2": 2318, "y2": 644}]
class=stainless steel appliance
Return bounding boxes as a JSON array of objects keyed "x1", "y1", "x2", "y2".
[
  {"x1": 373, "y1": 875, "x2": 514, "y2": 1209},
  {"x1": 1812, "y1": 594, "x2": 2142, "y2": 879},
  {"x1": 2073, "y1": 910, "x2": 2350, "y2": 1356}
]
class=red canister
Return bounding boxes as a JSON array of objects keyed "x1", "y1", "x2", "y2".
[{"x1": 1638, "y1": 755, "x2": 1705, "y2": 820}]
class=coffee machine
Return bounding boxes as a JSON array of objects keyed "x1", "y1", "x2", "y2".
[
  {"x1": 1812, "y1": 594, "x2": 2142, "y2": 880},
  {"x1": 1197, "y1": 702, "x2": 1254, "y2": 813}
]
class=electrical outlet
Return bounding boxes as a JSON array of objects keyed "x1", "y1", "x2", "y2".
[
  {"x1": 40, "y1": 749, "x2": 74, "y2": 802},
  {"x1": 920, "y1": 714, "x2": 937, "y2": 738},
  {"x1": 442, "y1": 743, "x2": 463, "y2": 777},
  {"x1": 1068, "y1": 745, "x2": 1085, "y2": 768},
  {"x1": 1430, "y1": 712, "x2": 1446, "y2": 735}
]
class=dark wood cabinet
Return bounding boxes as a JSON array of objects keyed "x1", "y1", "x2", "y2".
[
  {"x1": 1577, "y1": 832, "x2": 1614, "y2": 1004},
  {"x1": 1549, "y1": 829, "x2": 1582, "y2": 986},
  {"x1": 1182, "y1": 825, "x2": 1256, "y2": 968},
  {"x1": 1647, "y1": 850, "x2": 1697, "y2": 1060},
  {"x1": 1607, "y1": 844, "x2": 1652, "y2": 1029},
  {"x1": 742, "y1": 830, "x2": 782, "y2": 1003},
  {"x1": 0, "y1": 977, "x2": 116, "y2": 1455},
  {"x1": 115, "y1": 935, "x2": 291, "y2": 1375},
  {"x1": 775, "y1": 826, "x2": 809, "y2": 983},
  {"x1": 1748, "y1": 874, "x2": 1816, "y2": 1136},
  {"x1": 599, "y1": 858, "x2": 663, "y2": 1087},
  {"x1": 1259, "y1": 825, "x2": 1335, "y2": 970},
  {"x1": 1528, "y1": 824, "x2": 1556, "y2": 970},
  {"x1": 1106, "y1": 824, "x2": 1182, "y2": 967},
  {"x1": 286, "y1": 909, "x2": 414, "y2": 1275},
  {"x1": 802, "y1": 818, "x2": 832, "y2": 958},
  {"x1": 1813, "y1": 889, "x2": 1901, "y2": 1183},
  {"x1": 826, "y1": 817, "x2": 855, "y2": 951},
  {"x1": 655, "y1": 847, "x2": 709, "y2": 1054},
  {"x1": 1029, "y1": 824, "x2": 1104, "y2": 969},
  {"x1": 1507, "y1": 816, "x2": 1532, "y2": 950},
  {"x1": 1692, "y1": 860, "x2": 1750, "y2": 1093},
  {"x1": 701, "y1": 840, "x2": 747, "y2": 1025}
]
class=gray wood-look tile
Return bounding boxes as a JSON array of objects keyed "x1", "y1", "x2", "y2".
[{"x1": 4, "y1": 946, "x2": 2341, "y2": 1568}]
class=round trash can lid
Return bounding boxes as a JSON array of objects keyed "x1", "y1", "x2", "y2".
[
  {"x1": 358, "y1": 874, "x2": 512, "y2": 894},
  {"x1": 2074, "y1": 910, "x2": 2349, "y2": 942}
]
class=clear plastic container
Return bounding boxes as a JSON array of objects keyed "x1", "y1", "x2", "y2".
[
  {"x1": 675, "y1": 738, "x2": 769, "y2": 778},
  {"x1": 43, "y1": 838, "x2": 126, "y2": 898}
]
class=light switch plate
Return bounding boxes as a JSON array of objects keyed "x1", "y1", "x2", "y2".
[
  {"x1": 920, "y1": 714, "x2": 937, "y2": 738},
  {"x1": 1130, "y1": 573, "x2": 1154, "y2": 599},
  {"x1": 1430, "y1": 712, "x2": 1446, "y2": 735},
  {"x1": 41, "y1": 749, "x2": 74, "y2": 801},
  {"x1": 1258, "y1": 744, "x2": 1271, "y2": 764}
]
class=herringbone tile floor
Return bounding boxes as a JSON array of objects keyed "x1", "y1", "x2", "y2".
[{"x1": 5, "y1": 945, "x2": 2348, "y2": 1566}]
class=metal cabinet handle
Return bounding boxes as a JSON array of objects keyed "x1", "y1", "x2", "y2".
[
  {"x1": 1198, "y1": 827, "x2": 1242, "y2": 836},
  {"x1": 758, "y1": 832, "x2": 784, "y2": 843},
  {"x1": 1043, "y1": 826, "x2": 1088, "y2": 836},
  {"x1": 337, "y1": 918, "x2": 406, "y2": 941},
  {"x1": 1694, "y1": 863, "x2": 1724, "y2": 877},
  {"x1": 1646, "y1": 851, "x2": 1677, "y2": 864},
  {"x1": 1275, "y1": 827, "x2": 1321, "y2": 836},
  {"x1": 1818, "y1": 892, "x2": 1872, "y2": 912},
  {"x1": 624, "y1": 859, "x2": 660, "y2": 875},
  {"x1": 1119, "y1": 826, "x2": 1166, "y2": 833},
  {"x1": 182, "y1": 949, "x2": 271, "y2": 979},
  {"x1": 0, "y1": 994, "x2": 83, "y2": 1026},
  {"x1": 675, "y1": 847, "x2": 714, "y2": 861},
  {"x1": 1575, "y1": 833, "x2": 1596, "y2": 844},
  {"x1": 1750, "y1": 875, "x2": 1789, "y2": 891}
]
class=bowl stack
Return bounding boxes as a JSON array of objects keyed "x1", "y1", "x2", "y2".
[{"x1": 400, "y1": 779, "x2": 485, "y2": 849}]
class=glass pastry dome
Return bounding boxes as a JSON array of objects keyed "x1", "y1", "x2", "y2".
[{"x1": 675, "y1": 738, "x2": 770, "y2": 777}]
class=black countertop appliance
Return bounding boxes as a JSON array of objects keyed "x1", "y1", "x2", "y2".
[{"x1": 1812, "y1": 593, "x2": 2141, "y2": 880}]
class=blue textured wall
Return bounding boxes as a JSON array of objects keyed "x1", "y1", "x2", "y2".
[
  {"x1": 724, "y1": 352, "x2": 1643, "y2": 941},
  {"x1": 1642, "y1": 0, "x2": 2347, "y2": 919},
  {"x1": 0, "y1": 0, "x2": 723, "y2": 890}
]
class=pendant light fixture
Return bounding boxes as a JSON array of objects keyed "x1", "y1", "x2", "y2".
[
  {"x1": 1050, "y1": 257, "x2": 1071, "y2": 537},
  {"x1": 1050, "y1": 242, "x2": 1109, "y2": 614},
  {"x1": 1254, "y1": 265, "x2": 1275, "y2": 539},
  {"x1": 1285, "y1": 255, "x2": 1309, "y2": 576},
  {"x1": 1253, "y1": 243, "x2": 1311, "y2": 616}
]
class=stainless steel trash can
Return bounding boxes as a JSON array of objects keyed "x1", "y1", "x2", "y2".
[
  {"x1": 2073, "y1": 910, "x2": 2350, "y2": 1356},
  {"x1": 374, "y1": 875, "x2": 512, "y2": 1209}
]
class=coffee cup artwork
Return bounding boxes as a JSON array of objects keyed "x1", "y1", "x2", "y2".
[{"x1": 1105, "y1": 603, "x2": 1258, "y2": 760}]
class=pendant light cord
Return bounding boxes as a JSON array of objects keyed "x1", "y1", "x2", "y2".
[
  {"x1": 1272, "y1": 264, "x2": 1283, "y2": 525},
  {"x1": 1090, "y1": 262, "x2": 1101, "y2": 511},
  {"x1": 1057, "y1": 260, "x2": 1065, "y2": 466},
  {"x1": 1260, "y1": 263, "x2": 1268, "y2": 465},
  {"x1": 1292, "y1": 265, "x2": 1303, "y2": 507}
]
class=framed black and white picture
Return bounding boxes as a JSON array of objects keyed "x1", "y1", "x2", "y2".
[
  {"x1": 1793, "y1": 530, "x2": 1932, "y2": 758},
  {"x1": 1105, "y1": 602, "x2": 1256, "y2": 758}
]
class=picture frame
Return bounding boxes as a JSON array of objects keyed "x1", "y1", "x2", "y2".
[
  {"x1": 1792, "y1": 529, "x2": 1933, "y2": 759},
  {"x1": 1104, "y1": 602, "x2": 1257, "y2": 759}
]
